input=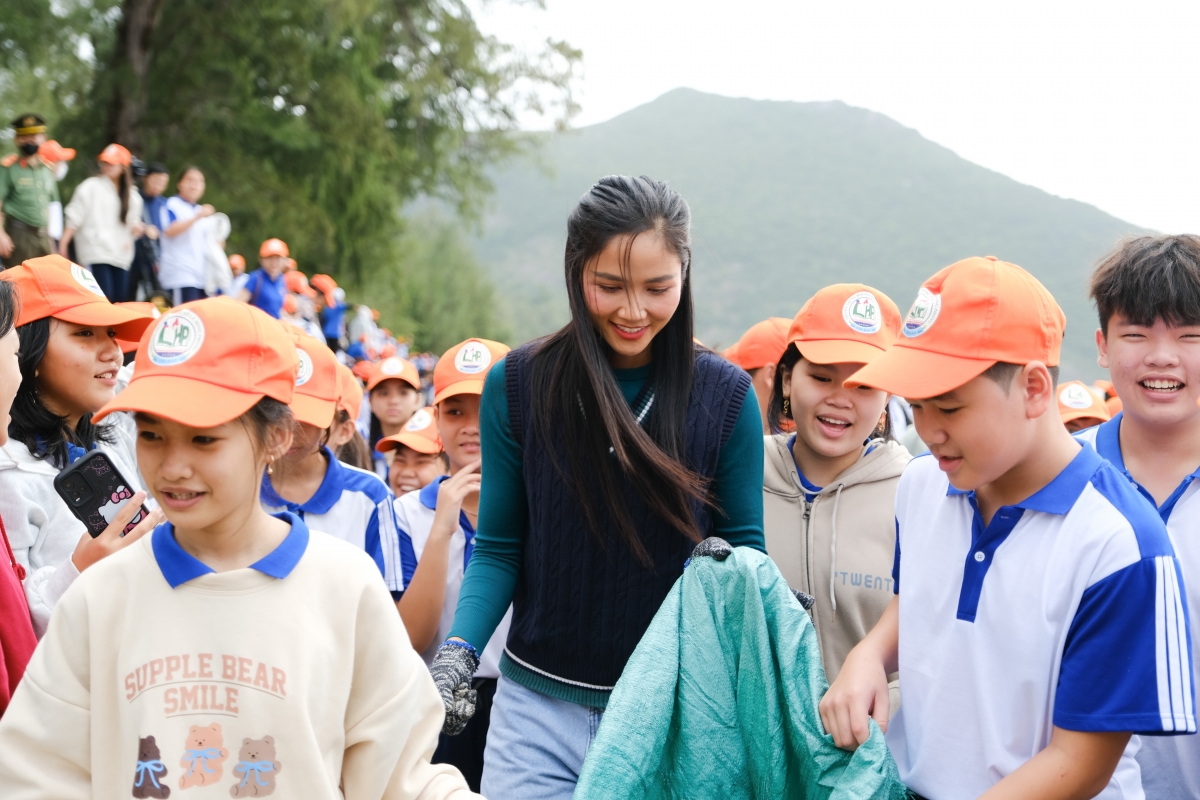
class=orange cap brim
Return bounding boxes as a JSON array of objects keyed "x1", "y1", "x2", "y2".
[
  {"x1": 367, "y1": 374, "x2": 420, "y2": 393},
  {"x1": 290, "y1": 393, "x2": 337, "y2": 429},
  {"x1": 46, "y1": 301, "x2": 154, "y2": 339},
  {"x1": 376, "y1": 433, "x2": 442, "y2": 455},
  {"x1": 93, "y1": 374, "x2": 265, "y2": 428},
  {"x1": 792, "y1": 339, "x2": 888, "y2": 366},
  {"x1": 1061, "y1": 409, "x2": 1109, "y2": 425},
  {"x1": 845, "y1": 347, "x2": 996, "y2": 398},
  {"x1": 433, "y1": 380, "x2": 484, "y2": 405}
]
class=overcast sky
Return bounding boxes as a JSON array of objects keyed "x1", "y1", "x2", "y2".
[{"x1": 475, "y1": 0, "x2": 1200, "y2": 234}]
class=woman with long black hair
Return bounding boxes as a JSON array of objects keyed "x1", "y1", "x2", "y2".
[{"x1": 428, "y1": 176, "x2": 766, "y2": 798}]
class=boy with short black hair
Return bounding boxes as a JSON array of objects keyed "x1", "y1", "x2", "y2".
[
  {"x1": 1077, "y1": 234, "x2": 1200, "y2": 799},
  {"x1": 821, "y1": 256, "x2": 1194, "y2": 800}
]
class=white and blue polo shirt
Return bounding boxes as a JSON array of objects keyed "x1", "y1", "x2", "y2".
[
  {"x1": 888, "y1": 446, "x2": 1194, "y2": 800},
  {"x1": 157, "y1": 196, "x2": 207, "y2": 290},
  {"x1": 153, "y1": 512, "x2": 309, "y2": 587},
  {"x1": 381, "y1": 477, "x2": 511, "y2": 679},
  {"x1": 260, "y1": 448, "x2": 394, "y2": 577},
  {"x1": 1078, "y1": 412, "x2": 1200, "y2": 799}
]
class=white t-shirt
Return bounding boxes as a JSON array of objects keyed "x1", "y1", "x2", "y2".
[
  {"x1": 887, "y1": 448, "x2": 1193, "y2": 800},
  {"x1": 384, "y1": 478, "x2": 512, "y2": 679},
  {"x1": 157, "y1": 196, "x2": 207, "y2": 289},
  {"x1": 1078, "y1": 414, "x2": 1200, "y2": 800},
  {"x1": 63, "y1": 175, "x2": 143, "y2": 269}
]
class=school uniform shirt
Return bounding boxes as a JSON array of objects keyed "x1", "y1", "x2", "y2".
[
  {"x1": 322, "y1": 300, "x2": 348, "y2": 343},
  {"x1": 0, "y1": 514, "x2": 478, "y2": 799},
  {"x1": 887, "y1": 447, "x2": 1194, "y2": 800},
  {"x1": 1077, "y1": 412, "x2": 1200, "y2": 800},
  {"x1": 0, "y1": 422, "x2": 144, "y2": 638},
  {"x1": 157, "y1": 196, "x2": 207, "y2": 290},
  {"x1": 260, "y1": 448, "x2": 392, "y2": 577},
  {"x1": 63, "y1": 175, "x2": 144, "y2": 269},
  {"x1": 382, "y1": 478, "x2": 512, "y2": 679},
  {"x1": 242, "y1": 269, "x2": 286, "y2": 319}
]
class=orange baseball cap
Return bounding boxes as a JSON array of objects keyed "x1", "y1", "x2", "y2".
[
  {"x1": 351, "y1": 359, "x2": 374, "y2": 382},
  {"x1": 367, "y1": 356, "x2": 421, "y2": 392},
  {"x1": 434, "y1": 338, "x2": 510, "y2": 404},
  {"x1": 115, "y1": 302, "x2": 162, "y2": 353},
  {"x1": 336, "y1": 363, "x2": 364, "y2": 420},
  {"x1": 847, "y1": 257, "x2": 1065, "y2": 398},
  {"x1": 787, "y1": 284, "x2": 901, "y2": 365},
  {"x1": 375, "y1": 407, "x2": 441, "y2": 455},
  {"x1": 228, "y1": 254, "x2": 246, "y2": 273},
  {"x1": 286, "y1": 329, "x2": 339, "y2": 429},
  {"x1": 98, "y1": 143, "x2": 132, "y2": 167},
  {"x1": 94, "y1": 297, "x2": 298, "y2": 427},
  {"x1": 260, "y1": 238, "x2": 289, "y2": 259},
  {"x1": 1, "y1": 255, "x2": 153, "y2": 337},
  {"x1": 723, "y1": 318, "x2": 790, "y2": 370},
  {"x1": 310, "y1": 274, "x2": 338, "y2": 305},
  {"x1": 39, "y1": 140, "x2": 75, "y2": 164},
  {"x1": 284, "y1": 270, "x2": 317, "y2": 298},
  {"x1": 281, "y1": 294, "x2": 298, "y2": 315},
  {"x1": 1057, "y1": 380, "x2": 1111, "y2": 426}
]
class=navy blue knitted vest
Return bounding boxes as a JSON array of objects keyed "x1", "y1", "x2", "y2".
[{"x1": 504, "y1": 342, "x2": 751, "y2": 691}]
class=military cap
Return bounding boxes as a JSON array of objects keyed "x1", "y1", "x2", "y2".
[{"x1": 11, "y1": 114, "x2": 47, "y2": 136}]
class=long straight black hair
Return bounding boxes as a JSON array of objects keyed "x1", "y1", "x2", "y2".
[
  {"x1": 528, "y1": 175, "x2": 706, "y2": 563},
  {"x1": 9, "y1": 317, "x2": 115, "y2": 468}
]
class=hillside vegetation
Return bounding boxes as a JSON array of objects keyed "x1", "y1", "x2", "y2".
[{"x1": 475, "y1": 88, "x2": 1146, "y2": 378}]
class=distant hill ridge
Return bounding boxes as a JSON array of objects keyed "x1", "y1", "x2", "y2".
[{"x1": 475, "y1": 88, "x2": 1145, "y2": 378}]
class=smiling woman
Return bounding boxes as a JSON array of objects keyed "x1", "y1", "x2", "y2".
[{"x1": 0, "y1": 255, "x2": 158, "y2": 637}]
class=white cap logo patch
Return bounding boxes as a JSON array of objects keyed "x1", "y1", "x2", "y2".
[
  {"x1": 295, "y1": 349, "x2": 314, "y2": 386},
  {"x1": 454, "y1": 341, "x2": 491, "y2": 375},
  {"x1": 404, "y1": 408, "x2": 433, "y2": 432},
  {"x1": 1059, "y1": 383, "x2": 1095, "y2": 410},
  {"x1": 842, "y1": 291, "x2": 882, "y2": 335},
  {"x1": 71, "y1": 264, "x2": 106, "y2": 297},
  {"x1": 380, "y1": 357, "x2": 404, "y2": 376},
  {"x1": 902, "y1": 288, "x2": 941, "y2": 338},
  {"x1": 148, "y1": 309, "x2": 205, "y2": 367}
]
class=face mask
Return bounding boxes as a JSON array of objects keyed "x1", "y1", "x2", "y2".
[{"x1": 19, "y1": 142, "x2": 40, "y2": 156}]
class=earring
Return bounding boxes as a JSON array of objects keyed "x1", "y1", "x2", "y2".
[
  {"x1": 266, "y1": 459, "x2": 274, "y2": 476},
  {"x1": 783, "y1": 398, "x2": 791, "y2": 418}
]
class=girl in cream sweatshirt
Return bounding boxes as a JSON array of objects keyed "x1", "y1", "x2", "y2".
[{"x1": 0, "y1": 297, "x2": 477, "y2": 800}]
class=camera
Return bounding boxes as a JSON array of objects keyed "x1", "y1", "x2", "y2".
[{"x1": 130, "y1": 157, "x2": 148, "y2": 178}]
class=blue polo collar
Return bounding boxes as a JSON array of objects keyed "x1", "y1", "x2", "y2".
[
  {"x1": 417, "y1": 474, "x2": 476, "y2": 570},
  {"x1": 946, "y1": 442, "x2": 1100, "y2": 515},
  {"x1": 260, "y1": 448, "x2": 345, "y2": 515},
  {"x1": 151, "y1": 512, "x2": 310, "y2": 588},
  {"x1": 419, "y1": 474, "x2": 445, "y2": 510},
  {"x1": 1088, "y1": 411, "x2": 1200, "y2": 520}
]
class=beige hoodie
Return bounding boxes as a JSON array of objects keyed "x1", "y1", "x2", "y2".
[{"x1": 763, "y1": 434, "x2": 909, "y2": 690}]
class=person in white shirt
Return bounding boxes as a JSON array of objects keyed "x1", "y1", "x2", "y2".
[
  {"x1": 0, "y1": 256, "x2": 161, "y2": 636},
  {"x1": 0, "y1": 296, "x2": 478, "y2": 799},
  {"x1": 58, "y1": 144, "x2": 144, "y2": 302},
  {"x1": 158, "y1": 166, "x2": 214, "y2": 306}
]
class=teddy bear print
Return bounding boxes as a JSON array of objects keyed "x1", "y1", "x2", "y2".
[
  {"x1": 132, "y1": 735, "x2": 170, "y2": 798},
  {"x1": 230, "y1": 736, "x2": 281, "y2": 797},
  {"x1": 179, "y1": 723, "x2": 229, "y2": 789}
]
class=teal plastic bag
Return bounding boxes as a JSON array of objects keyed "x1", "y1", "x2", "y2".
[{"x1": 574, "y1": 547, "x2": 907, "y2": 800}]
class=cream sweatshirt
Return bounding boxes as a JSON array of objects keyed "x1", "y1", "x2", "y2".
[
  {"x1": 0, "y1": 421, "x2": 144, "y2": 638},
  {"x1": 63, "y1": 175, "x2": 144, "y2": 269},
  {"x1": 0, "y1": 515, "x2": 479, "y2": 800}
]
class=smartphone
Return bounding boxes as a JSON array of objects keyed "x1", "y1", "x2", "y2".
[{"x1": 53, "y1": 450, "x2": 149, "y2": 538}]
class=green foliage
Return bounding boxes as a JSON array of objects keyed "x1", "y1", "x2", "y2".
[
  {"x1": 475, "y1": 89, "x2": 1149, "y2": 379},
  {"x1": 1, "y1": 0, "x2": 577, "y2": 345},
  {"x1": 354, "y1": 209, "x2": 509, "y2": 354}
]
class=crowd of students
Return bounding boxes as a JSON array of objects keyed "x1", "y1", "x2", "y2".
[{"x1": 0, "y1": 173, "x2": 1194, "y2": 800}]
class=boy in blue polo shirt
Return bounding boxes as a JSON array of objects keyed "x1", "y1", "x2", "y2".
[
  {"x1": 1077, "y1": 235, "x2": 1200, "y2": 799},
  {"x1": 237, "y1": 237, "x2": 289, "y2": 318},
  {"x1": 822, "y1": 257, "x2": 1194, "y2": 799}
]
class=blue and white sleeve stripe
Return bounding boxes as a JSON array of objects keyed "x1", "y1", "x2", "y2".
[
  {"x1": 1155, "y1": 555, "x2": 1196, "y2": 732},
  {"x1": 364, "y1": 503, "x2": 384, "y2": 577}
]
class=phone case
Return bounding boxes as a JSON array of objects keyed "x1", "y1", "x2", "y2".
[{"x1": 53, "y1": 450, "x2": 148, "y2": 538}]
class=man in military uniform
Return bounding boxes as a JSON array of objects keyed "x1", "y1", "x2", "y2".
[{"x1": 0, "y1": 114, "x2": 59, "y2": 268}]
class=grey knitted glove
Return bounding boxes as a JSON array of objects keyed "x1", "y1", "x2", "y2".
[
  {"x1": 691, "y1": 536, "x2": 733, "y2": 562},
  {"x1": 792, "y1": 589, "x2": 816, "y2": 610},
  {"x1": 429, "y1": 641, "x2": 480, "y2": 735}
]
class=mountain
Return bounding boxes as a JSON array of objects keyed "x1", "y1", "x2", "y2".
[{"x1": 474, "y1": 88, "x2": 1146, "y2": 379}]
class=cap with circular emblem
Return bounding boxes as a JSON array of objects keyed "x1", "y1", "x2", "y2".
[
  {"x1": 847, "y1": 257, "x2": 1065, "y2": 398},
  {"x1": 366, "y1": 356, "x2": 421, "y2": 392},
  {"x1": 97, "y1": 143, "x2": 132, "y2": 167},
  {"x1": 285, "y1": 329, "x2": 339, "y2": 429},
  {"x1": 1057, "y1": 380, "x2": 1111, "y2": 426},
  {"x1": 786, "y1": 283, "x2": 901, "y2": 365},
  {"x1": 1, "y1": 255, "x2": 154, "y2": 337},
  {"x1": 93, "y1": 297, "x2": 298, "y2": 428},
  {"x1": 433, "y1": 338, "x2": 510, "y2": 404},
  {"x1": 375, "y1": 406, "x2": 442, "y2": 455}
]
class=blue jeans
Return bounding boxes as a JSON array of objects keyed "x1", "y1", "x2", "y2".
[
  {"x1": 480, "y1": 676, "x2": 604, "y2": 800},
  {"x1": 89, "y1": 263, "x2": 132, "y2": 302}
]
